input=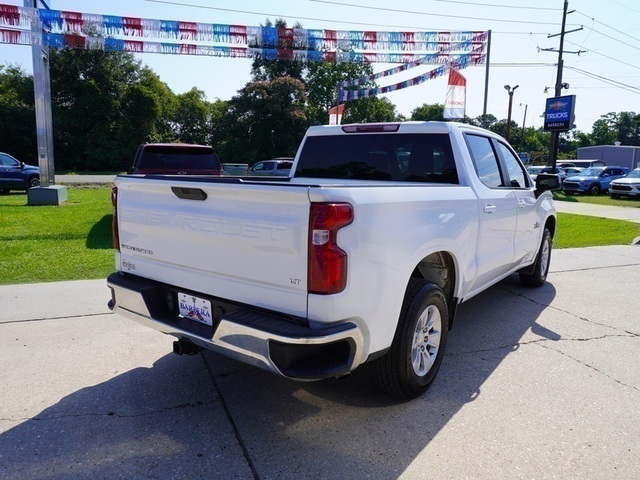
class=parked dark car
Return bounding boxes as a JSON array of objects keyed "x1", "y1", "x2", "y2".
[
  {"x1": 129, "y1": 143, "x2": 223, "y2": 175},
  {"x1": 249, "y1": 158, "x2": 293, "y2": 176},
  {"x1": 0, "y1": 152, "x2": 40, "y2": 194}
]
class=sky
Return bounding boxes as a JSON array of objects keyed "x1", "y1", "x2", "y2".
[{"x1": 1, "y1": 0, "x2": 640, "y2": 134}]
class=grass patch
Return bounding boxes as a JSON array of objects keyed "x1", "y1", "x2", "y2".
[
  {"x1": 554, "y1": 191, "x2": 640, "y2": 208},
  {"x1": 0, "y1": 188, "x2": 639, "y2": 284},
  {"x1": 555, "y1": 213, "x2": 640, "y2": 249},
  {"x1": 0, "y1": 188, "x2": 114, "y2": 284}
]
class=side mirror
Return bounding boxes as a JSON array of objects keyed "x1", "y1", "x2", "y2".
[
  {"x1": 535, "y1": 173, "x2": 561, "y2": 198},
  {"x1": 19, "y1": 161, "x2": 25, "y2": 169}
]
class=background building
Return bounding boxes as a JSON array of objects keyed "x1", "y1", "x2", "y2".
[{"x1": 577, "y1": 145, "x2": 640, "y2": 170}]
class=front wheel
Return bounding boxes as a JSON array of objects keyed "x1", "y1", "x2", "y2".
[
  {"x1": 588, "y1": 183, "x2": 601, "y2": 196},
  {"x1": 372, "y1": 280, "x2": 448, "y2": 400},
  {"x1": 28, "y1": 177, "x2": 40, "y2": 188},
  {"x1": 519, "y1": 228, "x2": 552, "y2": 287}
]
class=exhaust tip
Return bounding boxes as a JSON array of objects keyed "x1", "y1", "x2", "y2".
[{"x1": 173, "y1": 339, "x2": 203, "y2": 356}]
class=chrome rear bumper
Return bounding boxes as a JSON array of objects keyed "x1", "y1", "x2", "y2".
[{"x1": 107, "y1": 273, "x2": 364, "y2": 380}]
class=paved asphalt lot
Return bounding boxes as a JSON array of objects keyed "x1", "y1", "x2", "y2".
[{"x1": 1, "y1": 245, "x2": 639, "y2": 479}]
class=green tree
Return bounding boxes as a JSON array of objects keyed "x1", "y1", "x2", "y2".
[
  {"x1": 590, "y1": 116, "x2": 616, "y2": 146},
  {"x1": 220, "y1": 77, "x2": 308, "y2": 163},
  {"x1": 0, "y1": 65, "x2": 36, "y2": 163},
  {"x1": 343, "y1": 97, "x2": 399, "y2": 123},
  {"x1": 615, "y1": 111, "x2": 640, "y2": 146},
  {"x1": 305, "y1": 61, "x2": 374, "y2": 124},
  {"x1": 171, "y1": 88, "x2": 211, "y2": 145},
  {"x1": 209, "y1": 98, "x2": 230, "y2": 156},
  {"x1": 138, "y1": 67, "x2": 177, "y2": 142},
  {"x1": 411, "y1": 103, "x2": 444, "y2": 121},
  {"x1": 49, "y1": 49, "x2": 164, "y2": 170}
]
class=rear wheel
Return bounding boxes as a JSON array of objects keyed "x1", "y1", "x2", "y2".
[
  {"x1": 0, "y1": 189, "x2": 9, "y2": 195},
  {"x1": 519, "y1": 228, "x2": 552, "y2": 287},
  {"x1": 372, "y1": 280, "x2": 448, "y2": 400}
]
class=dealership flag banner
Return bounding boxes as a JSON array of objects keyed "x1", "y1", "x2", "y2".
[
  {"x1": 329, "y1": 104, "x2": 346, "y2": 125},
  {"x1": 443, "y1": 67, "x2": 466, "y2": 119}
]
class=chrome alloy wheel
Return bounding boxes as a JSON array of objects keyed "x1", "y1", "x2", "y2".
[
  {"x1": 411, "y1": 304, "x2": 442, "y2": 377},
  {"x1": 540, "y1": 235, "x2": 551, "y2": 277}
]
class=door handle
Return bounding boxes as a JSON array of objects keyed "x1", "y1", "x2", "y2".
[
  {"x1": 518, "y1": 200, "x2": 527, "y2": 209},
  {"x1": 483, "y1": 204, "x2": 496, "y2": 214}
]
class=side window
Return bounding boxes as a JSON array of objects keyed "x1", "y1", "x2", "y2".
[
  {"x1": 465, "y1": 134, "x2": 504, "y2": 188},
  {"x1": 496, "y1": 142, "x2": 528, "y2": 188},
  {"x1": 0, "y1": 154, "x2": 15, "y2": 166}
]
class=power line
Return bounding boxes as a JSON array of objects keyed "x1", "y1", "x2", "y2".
[
  {"x1": 142, "y1": 0, "x2": 552, "y2": 33},
  {"x1": 430, "y1": 0, "x2": 559, "y2": 11},
  {"x1": 141, "y1": 0, "x2": 444, "y2": 30},
  {"x1": 607, "y1": 0, "x2": 640, "y2": 15},
  {"x1": 564, "y1": 65, "x2": 640, "y2": 95},
  {"x1": 308, "y1": 0, "x2": 576, "y2": 27},
  {"x1": 582, "y1": 27, "x2": 640, "y2": 52},
  {"x1": 575, "y1": 10, "x2": 640, "y2": 44},
  {"x1": 565, "y1": 39, "x2": 640, "y2": 71}
]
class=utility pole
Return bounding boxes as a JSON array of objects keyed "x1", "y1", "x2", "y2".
[{"x1": 542, "y1": 0, "x2": 584, "y2": 168}]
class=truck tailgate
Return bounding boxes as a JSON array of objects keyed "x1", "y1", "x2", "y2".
[{"x1": 115, "y1": 177, "x2": 311, "y2": 317}]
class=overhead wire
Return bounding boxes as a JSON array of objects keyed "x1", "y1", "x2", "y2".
[
  {"x1": 430, "y1": 0, "x2": 559, "y2": 11},
  {"x1": 575, "y1": 10, "x2": 640, "y2": 44},
  {"x1": 142, "y1": 0, "x2": 551, "y2": 34},
  {"x1": 308, "y1": 0, "x2": 575, "y2": 27},
  {"x1": 564, "y1": 65, "x2": 640, "y2": 95}
]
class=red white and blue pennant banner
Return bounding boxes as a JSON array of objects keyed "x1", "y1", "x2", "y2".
[
  {"x1": 0, "y1": 4, "x2": 488, "y2": 63},
  {"x1": 338, "y1": 60, "x2": 474, "y2": 101}
]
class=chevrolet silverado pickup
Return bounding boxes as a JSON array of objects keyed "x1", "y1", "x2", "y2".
[{"x1": 107, "y1": 122, "x2": 559, "y2": 399}]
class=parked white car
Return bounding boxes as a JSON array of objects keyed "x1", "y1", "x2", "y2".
[{"x1": 610, "y1": 168, "x2": 640, "y2": 198}]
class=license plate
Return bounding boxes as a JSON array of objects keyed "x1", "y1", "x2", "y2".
[{"x1": 178, "y1": 292, "x2": 213, "y2": 326}]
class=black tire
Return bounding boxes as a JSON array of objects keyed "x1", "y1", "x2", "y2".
[
  {"x1": 0, "y1": 189, "x2": 9, "y2": 195},
  {"x1": 519, "y1": 228, "x2": 552, "y2": 287},
  {"x1": 27, "y1": 177, "x2": 40, "y2": 188},
  {"x1": 563, "y1": 190, "x2": 573, "y2": 195},
  {"x1": 372, "y1": 280, "x2": 449, "y2": 400},
  {"x1": 588, "y1": 183, "x2": 601, "y2": 196},
  {"x1": 610, "y1": 194, "x2": 619, "y2": 199}
]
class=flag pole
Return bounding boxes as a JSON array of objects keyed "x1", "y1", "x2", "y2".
[
  {"x1": 335, "y1": 82, "x2": 341, "y2": 125},
  {"x1": 482, "y1": 30, "x2": 492, "y2": 128}
]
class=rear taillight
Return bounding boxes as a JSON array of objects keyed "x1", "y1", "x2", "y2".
[
  {"x1": 308, "y1": 203, "x2": 353, "y2": 295},
  {"x1": 111, "y1": 186, "x2": 120, "y2": 251}
]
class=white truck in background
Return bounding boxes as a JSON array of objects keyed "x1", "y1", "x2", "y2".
[{"x1": 107, "y1": 122, "x2": 559, "y2": 400}]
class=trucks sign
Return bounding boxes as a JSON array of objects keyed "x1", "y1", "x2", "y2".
[{"x1": 544, "y1": 95, "x2": 576, "y2": 132}]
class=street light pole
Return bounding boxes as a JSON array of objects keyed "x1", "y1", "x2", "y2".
[
  {"x1": 504, "y1": 84, "x2": 519, "y2": 143},
  {"x1": 520, "y1": 103, "x2": 528, "y2": 151}
]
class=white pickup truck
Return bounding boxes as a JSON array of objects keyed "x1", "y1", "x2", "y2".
[{"x1": 108, "y1": 122, "x2": 559, "y2": 399}]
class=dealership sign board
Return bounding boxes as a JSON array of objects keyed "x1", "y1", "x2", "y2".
[{"x1": 544, "y1": 95, "x2": 576, "y2": 132}]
